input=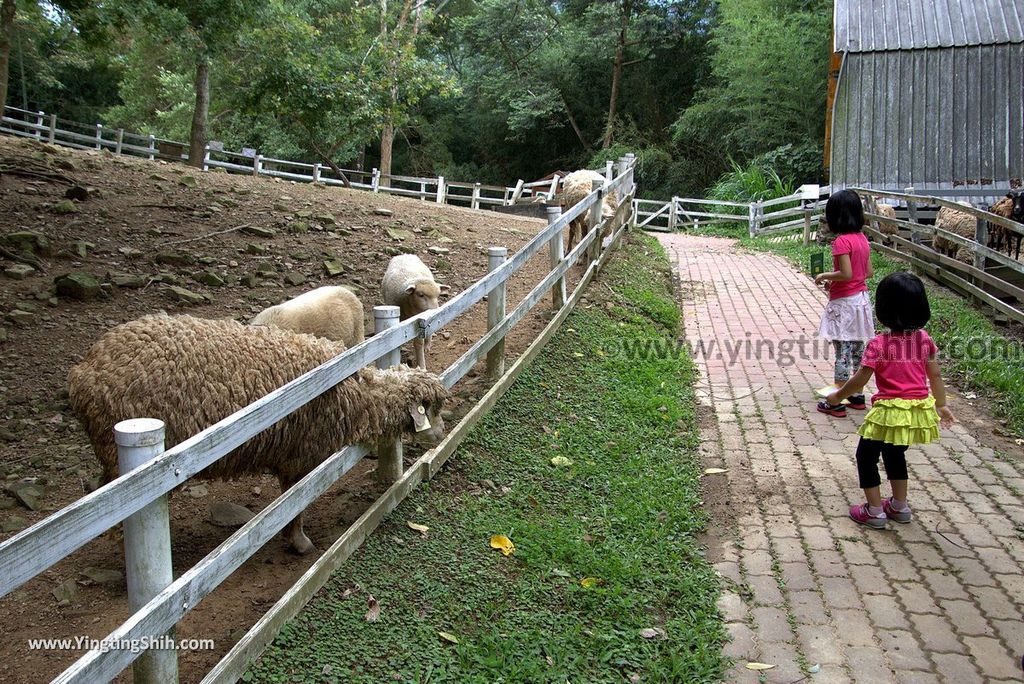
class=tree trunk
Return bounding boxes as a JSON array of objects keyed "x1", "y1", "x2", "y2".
[
  {"x1": 561, "y1": 92, "x2": 592, "y2": 153},
  {"x1": 602, "y1": 0, "x2": 632, "y2": 149},
  {"x1": 188, "y1": 55, "x2": 210, "y2": 169},
  {"x1": 0, "y1": 0, "x2": 15, "y2": 112},
  {"x1": 379, "y1": 122, "x2": 394, "y2": 188}
]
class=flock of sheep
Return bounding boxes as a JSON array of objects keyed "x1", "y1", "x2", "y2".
[
  {"x1": 66, "y1": 168, "x2": 615, "y2": 555},
  {"x1": 68, "y1": 253, "x2": 451, "y2": 554},
  {"x1": 872, "y1": 189, "x2": 1024, "y2": 263}
]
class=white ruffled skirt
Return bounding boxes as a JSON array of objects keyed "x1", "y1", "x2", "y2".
[{"x1": 818, "y1": 291, "x2": 874, "y2": 341}]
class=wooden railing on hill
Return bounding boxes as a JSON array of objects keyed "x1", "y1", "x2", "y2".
[
  {"x1": 0, "y1": 112, "x2": 637, "y2": 682},
  {"x1": 0, "y1": 105, "x2": 633, "y2": 210}
]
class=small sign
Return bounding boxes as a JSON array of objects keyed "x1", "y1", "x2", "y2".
[
  {"x1": 241, "y1": 147, "x2": 257, "y2": 158},
  {"x1": 810, "y1": 252, "x2": 825, "y2": 278},
  {"x1": 799, "y1": 184, "x2": 820, "y2": 201},
  {"x1": 207, "y1": 140, "x2": 224, "y2": 152}
]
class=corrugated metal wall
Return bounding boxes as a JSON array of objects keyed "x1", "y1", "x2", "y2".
[{"x1": 830, "y1": 43, "x2": 1024, "y2": 199}]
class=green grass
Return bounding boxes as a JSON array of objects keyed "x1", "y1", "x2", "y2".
[
  {"x1": 245, "y1": 234, "x2": 726, "y2": 684},
  {"x1": 746, "y1": 233, "x2": 1024, "y2": 437}
]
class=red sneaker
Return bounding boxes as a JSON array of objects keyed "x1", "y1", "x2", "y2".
[
  {"x1": 849, "y1": 503, "x2": 887, "y2": 530},
  {"x1": 847, "y1": 394, "x2": 867, "y2": 410},
  {"x1": 817, "y1": 400, "x2": 846, "y2": 417}
]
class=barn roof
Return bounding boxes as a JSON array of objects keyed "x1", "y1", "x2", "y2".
[{"x1": 834, "y1": 0, "x2": 1024, "y2": 53}]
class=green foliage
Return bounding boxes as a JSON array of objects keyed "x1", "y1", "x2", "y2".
[
  {"x1": 245, "y1": 235, "x2": 726, "y2": 682},
  {"x1": 708, "y1": 157, "x2": 795, "y2": 202}
]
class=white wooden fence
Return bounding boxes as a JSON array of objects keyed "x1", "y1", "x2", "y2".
[
  {"x1": 634, "y1": 185, "x2": 831, "y2": 239},
  {"x1": 0, "y1": 123, "x2": 637, "y2": 682},
  {"x1": 0, "y1": 105, "x2": 631, "y2": 210}
]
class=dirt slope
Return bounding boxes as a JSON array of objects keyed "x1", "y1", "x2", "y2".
[{"x1": 0, "y1": 135, "x2": 571, "y2": 683}]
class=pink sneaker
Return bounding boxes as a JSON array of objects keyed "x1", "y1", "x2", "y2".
[
  {"x1": 849, "y1": 503, "x2": 887, "y2": 530},
  {"x1": 883, "y1": 497, "x2": 912, "y2": 524}
]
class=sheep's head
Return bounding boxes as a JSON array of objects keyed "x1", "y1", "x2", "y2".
[
  {"x1": 398, "y1": 368, "x2": 449, "y2": 446},
  {"x1": 1008, "y1": 190, "x2": 1024, "y2": 221},
  {"x1": 405, "y1": 279, "x2": 450, "y2": 314}
]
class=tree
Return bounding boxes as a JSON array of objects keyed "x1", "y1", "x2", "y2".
[{"x1": 0, "y1": 0, "x2": 15, "y2": 110}]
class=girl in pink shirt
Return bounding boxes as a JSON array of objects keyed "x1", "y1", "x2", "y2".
[
  {"x1": 827, "y1": 273, "x2": 956, "y2": 529},
  {"x1": 814, "y1": 190, "x2": 874, "y2": 416}
]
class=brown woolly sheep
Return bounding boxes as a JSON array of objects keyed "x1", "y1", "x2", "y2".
[
  {"x1": 558, "y1": 170, "x2": 617, "y2": 253},
  {"x1": 251, "y1": 285, "x2": 366, "y2": 347},
  {"x1": 988, "y1": 193, "x2": 1023, "y2": 260},
  {"x1": 933, "y1": 203, "x2": 977, "y2": 263},
  {"x1": 68, "y1": 314, "x2": 448, "y2": 555},
  {"x1": 873, "y1": 203, "x2": 898, "y2": 236},
  {"x1": 381, "y1": 254, "x2": 450, "y2": 370}
]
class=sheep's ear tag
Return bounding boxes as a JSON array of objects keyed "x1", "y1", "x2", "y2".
[{"x1": 410, "y1": 404, "x2": 431, "y2": 432}]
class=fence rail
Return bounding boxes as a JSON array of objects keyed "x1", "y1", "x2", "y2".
[
  {"x1": 1, "y1": 105, "x2": 633, "y2": 212},
  {"x1": 0, "y1": 105, "x2": 636, "y2": 682}
]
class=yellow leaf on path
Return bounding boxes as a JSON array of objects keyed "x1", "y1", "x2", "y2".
[
  {"x1": 489, "y1": 534, "x2": 515, "y2": 556},
  {"x1": 702, "y1": 468, "x2": 728, "y2": 476},
  {"x1": 437, "y1": 631, "x2": 459, "y2": 644},
  {"x1": 407, "y1": 521, "x2": 429, "y2": 534},
  {"x1": 744, "y1": 662, "x2": 775, "y2": 671},
  {"x1": 579, "y1": 577, "x2": 605, "y2": 588}
]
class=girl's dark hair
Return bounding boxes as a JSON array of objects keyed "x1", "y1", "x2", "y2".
[
  {"x1": 825, "y1": 189, "x2": 865, "y2": 234},
  {"x1": 876, "y1": 272, "x2": 931, "y2": 332}
]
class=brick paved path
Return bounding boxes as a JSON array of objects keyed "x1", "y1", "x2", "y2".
[{"x1": 658, "y1": 234, "x2": 1024, "y2": 683}]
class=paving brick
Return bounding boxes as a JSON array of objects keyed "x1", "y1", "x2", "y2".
[
  {"x1": 745, "y1": 573, "x2": 784, "y2": 606},
  {"x1": 788, "y1": 589, "x2": 829, "y2": 625},
  {"x1": 811, "y1": 549, "x2": 851, "y2": 578},
  {"x1": 722, "y1": 621, "x2": 756, "y2": 661},
  {"x1": 931, "y1": 653, "x2": 982, "y2": 684},
  {"x1": 716, "y1": 591, "x2": 748, "y2": 624},
  {"x1": 751, "y1": 605, "x2": 794, "y2": 644},
  {"x1": 896, "y1": 581, "x2": 942, "y2": 614},
  {"x1": 947, "y1": 557, "x2": 998, "y2": 587},
  {"x1": 908, "y1": 613, "x2": 967, "y2": 654},
  {"x1": 961, "y1": 636, "x2": 1020, "y2": 680},
  {"x1": 863, "y1": 594, "x2": 911, "y2": 630},
  {"x1": 876, "y1": 553, "x2": 922, "y2": 582},
  {"x1": 843, "y1": 646, "x2": 897, "y2": 683},
  {"x1": 920, "y1": 568, "x2": 970, "y2": 601},
  {"x1": 740, "y1": 548, "x2": 774, "y2": 577},
  {"x1": 819, "y1": 576, "x2": 863, "y2": 610},
  {"x1": 875, "y1": 630, "x2": 932, "y2": 671},
  {"x1": 779, "y1": 562, "x2": 817, "y2": 591},
  {"x1": 795, "y1": 623, "x2": 845, "y2": 664},
  {"x1": 966, "y1": 586, "x2": 1020, "y2": 621},
  {"x1": 901, "y1": 542, "x2": 947, "y2": 570},
  {"x1": 898, "y1": 673, "x2": 943, "y2": 684}
]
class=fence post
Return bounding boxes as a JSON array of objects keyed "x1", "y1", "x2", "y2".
[
  {"x1": 373, "y1": 306, "x2": 404, "y2": 483},
  {"x1": 202, "y1": 144, "x2": 211, "y2": 171},
  {"x1": 115, "y1": 418, "x2": 178, "y2": 684},
  {"x1": 974, "y1": 218, "x2": 989, "y2": 272},
  {"x1": 147, "y1": 134, "x2": 156, "y2": 160},
  {"x1": 605, "y1": 160, "x2": 614, "y2": 183},
  {"x1": 47, "y1": 113, "x2": 57, "y2": 144},
  {"x1": 371, "y1": 168, "x2": 380, "y2": 193},
  {"x1": 589, "y1": 178, "x2": 606, "y2": 266},
  {"x1": 485, "y1": 247, "x2": 508, "y2": 380},
  {"x1": 115, "y1": 129, "x2": 125, "y2": 155},
  {"x1": 668, "y1": 196, "x2": 679, "y2": 232},
  {"x1": 436, "y1": 176, "x2": 446, "y2": 204},
  {"x1": 253, "y1": 154, "x2": 263, "y2": 177},
  {"x1": 802, "y1": 199, "x2": 812, "y2": 247},
  {"x1": 95, "y1": 123, "x2": 103, "y2": 150},
  {"x1": 905, "y1": 187, "x2": 920, "y2": 244},
  {"x1": 471, "y1": 183, "x2": 481, "y2": 210},
  {"x1": 547, "y1": 206, "x2": 567, "y2": 309},
  {"x1": 34, "y1": 110, "x2": 43, "y2": 139},
  {"x1": 748, "y1": 202, "x2": 757, "y2": 238},
  {"x1": 312, "y1": 163, "x2": 321, "y2": 183},
  {"x1": 548, "y1": 174, "x2": 560, "y2": 199}
]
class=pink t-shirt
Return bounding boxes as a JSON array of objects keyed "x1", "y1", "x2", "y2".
[
  {"x1": 829, "y1": 232, "x2": 870, "y2": 300},
  {"x1": 860, "y1": 330, "x2": 938, "y2": 401}
]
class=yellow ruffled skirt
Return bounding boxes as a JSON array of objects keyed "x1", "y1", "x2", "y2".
[{"x1": 858, "y1": 397, "x2": 940, "y2": 446}]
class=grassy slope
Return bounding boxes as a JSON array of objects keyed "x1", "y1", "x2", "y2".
[
  {"x1": 746, "y1": 233, "x2": 1024, "y2": 436},
  {"x1": 246, "y1": 234, "x2": 725, "y2": 683}
]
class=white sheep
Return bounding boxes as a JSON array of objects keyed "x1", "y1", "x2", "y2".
[
  {"x1": 558, "y1": 170, "x2": 616, "y2": 252},
  {"x1": 68, "y1": 314, "x2": 449, "y2": 554},
  {"x1": 933, "y1": 202, "x2": 977, "y2": 263},
  {"x1": 381, "y1": 254, "x2": 449, "y2": 370},
  {"x1": 251, "y1": 285, "x2": 365, "y2": 348},
  {"x1": 874, "y1": 204, "x2": 898, "y2": 236}
]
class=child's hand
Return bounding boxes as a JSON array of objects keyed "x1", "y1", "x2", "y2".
[
  {"x1": 937, "y1": 405, "x2": 955, "y2": 428},
  {"x1": 826, "y1": 391, "x2": 841, "y2": 406},
  {"x1": 813, "y1": 273, "x2": 827, "y2": 286}
]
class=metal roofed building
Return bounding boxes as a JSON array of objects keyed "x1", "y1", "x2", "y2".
[{"x1": 827, "y1": 0, "x2": 1024, "y2": 203}]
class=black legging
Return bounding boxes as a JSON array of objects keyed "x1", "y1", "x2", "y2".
[{"x1": 856, "y1": 437, "x2": 909, "y2": 489}]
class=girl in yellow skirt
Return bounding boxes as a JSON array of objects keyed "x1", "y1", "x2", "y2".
[{"x1": 826, "y1": 272, "x2": 955, "y2": 529}]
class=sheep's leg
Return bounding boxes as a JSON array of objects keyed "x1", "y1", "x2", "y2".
[
  {"x1": 414, "y1": 337, "x2": 426, "y2": 369},
  {"x1": 277, "y1": 474, "x2": 315, "y2": 555}
]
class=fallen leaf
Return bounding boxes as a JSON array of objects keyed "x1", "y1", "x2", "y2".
[
  {"x1": 437, "y1": 631, "x2": 459, "y2": 644},
  {"x1": 579, "y1": 577, "x2": 605, "y2": 588},
  {"x1": 807, "y1": 663, "x2": 821, "y2": 674},
  {"x1": 702, "y1": 468, "x2": 728, "y2": 476},
  {"x1": 364, "y1": 595, "x2": 380, "y2": 622},
  {"x1": 639, "y1": 627, "x2": 666, "y2": 639},
  {"x1": 550, "y1": 456, "x2": 574, "y2": 467},
  {"x1": 489, "y1": 534, "x2": 515, "y2": 556},
  {"x1": 744, "y1": 662, "x2": 775, "y2": 671},
  {"x1": 550, "y1": 568, "x2": 570, "y2": 578},
  {"x1": 407, "y1": 521, "x2": 429, "y2": 534},
  {"x1": 572, "y1": 352, "x2": 584, "y2": 358}
]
